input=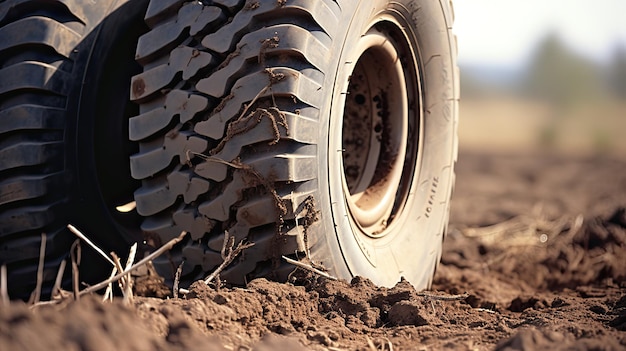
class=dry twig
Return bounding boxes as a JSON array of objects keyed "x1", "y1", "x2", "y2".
[
  {"x1": 67, "y1": 224, "x2": 115, "y2": 267},
  {"x1": 416, "y1": 291, "x2": 469, "y2": 301},
  {"x1": 173, "y1": 259, "x2": 184, "y2": 298},
  {"x1": 51, "y1": 260, "x2": 67, "y2": 300},
  {"x1": 103, "y1": 267, "x2": 117, "y2": 302},
  {"x1": 70, "y1": 239, "x2": 81, "y2": 300},
  {"x1": 123, "y1": 243, "x2": 137, "y2": 303},
  {"x1": 1, "y1": 265, "x2": 8, "y2": 306},
  {"x1": 31, "y1": 233, "x2": 46, "y2": 304},
  {"x1": 111, "y1": 252, "x2": 133, "y2": 304},
  {"x1": 78, "y1": 231, "x2": 188, "y2": 296},
  {"x1": 204, "y1": 231, "x2": 255, "y2": 285},
  {"x1": 282, "y1": 256, "x2": 338, "y2": 281}
]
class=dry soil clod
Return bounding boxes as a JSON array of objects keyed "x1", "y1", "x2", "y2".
[{"x1": 258, "y1": 34, "x2": 279, "y2": 67}]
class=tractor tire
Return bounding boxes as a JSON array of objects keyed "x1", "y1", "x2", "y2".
[
  {"x1": 131, "y1": 0, "x2": 458, "y2": 289},
  {"x1": 0, "y1": 0, "x2": 149, "y2": 299}
]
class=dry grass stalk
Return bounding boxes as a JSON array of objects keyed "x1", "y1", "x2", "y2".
[
  {"x1": 103, "y1": 267, "x2": 118, "y2": 302},
  {"x1": 52, "y1": 259, "x2": 67, "y2": 299},
  {"x1": 67, "y1": 224, "x2": 115, "y2": 267},
  {"x1": 111, "y1": 252, "x2": 133, "y2": 304},
  {"x1": 125, "y1": 243, "x2": 137, "y2": 271},
  {"x1": 1, "y1": 264, "x2": 8, "y2": 306},
  {"x1": 70, "y1": 239, "x2": 81, "y2": 300},
  {"x1": 282, "y1": 256, "x2": 338, "y2": 281},
  {"x1": 123, "y1": 243, "x2": 137, "y2": 303},
  {"x1": 204, "y1": 231, "x2": 255, "y2": 285},
  {"x1": 460, "y1": 213, "x2": 582, "y2": 249},
  {"x1": 173, "y1": 259, "x2": 184, "y2": 298},
  {"x1": 416, "y1": 291, "x2": 469, "y2": 301},
  {"x1": 110, "y1": 244, "x2": 138, "y2": 304},
  {"x1": 111, "y1": 253, "x2": 124, "y2": 287},
  {"x1": 30, "y1": 233, "x2": 46, "y2": 304},
  {"x1": 78, "y1": 231, "x2": 188, "y2": 296}
]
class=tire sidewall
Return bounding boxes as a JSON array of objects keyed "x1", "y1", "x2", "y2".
[
  {"x1": 70, "y1": 0, "x2": 146, "y2": 242},
  {"x1": 315, "y1": 0, "x2": 457, "y2": 288},
  {"x1": 65, "y1": 0, "x2": 147, "y2": 284}
]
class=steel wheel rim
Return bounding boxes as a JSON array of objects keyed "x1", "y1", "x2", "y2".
[{"x1": 341, "y1": 22, "x2": 421, "y2": 237}]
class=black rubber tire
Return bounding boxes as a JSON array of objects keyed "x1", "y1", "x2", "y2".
[
  {"x1": 131, "y1": 0, "x2": 458, "y2": 289},
  {"x1": 0, "y1": 0, "x2": 149, "y2": 299}
]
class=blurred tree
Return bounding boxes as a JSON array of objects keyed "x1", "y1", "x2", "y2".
[
  {"x1": 523, "y1": 32, "x2": 603, "y2": 107},
  {"x1": 607, "y1": 45, "x2": 626, "y2": 99}
]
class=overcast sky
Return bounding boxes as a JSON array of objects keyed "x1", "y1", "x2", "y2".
[{"x1": 454, "y1": 0, "x2": 626, "y2": 68}]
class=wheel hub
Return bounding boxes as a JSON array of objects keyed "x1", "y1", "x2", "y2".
[{"x1": 341, "y1": 28, "x2": 413, "y2": 237}]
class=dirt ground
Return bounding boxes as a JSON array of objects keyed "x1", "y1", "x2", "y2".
[{"x1": 1, "y1": 150, "x2": 625, "y2": 350}]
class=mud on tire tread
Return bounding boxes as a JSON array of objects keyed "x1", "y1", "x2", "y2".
[
  {"x1": 130, "y1": 0, "x2": 338, "y2": 284},
  {"x1": 132, "y1": 0, "x2": 459, "y2": 289}
]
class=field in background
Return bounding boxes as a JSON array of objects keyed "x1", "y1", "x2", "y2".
[
  {"x1": 459, "y1": 95, "x2": 626, "y2": 158},
  {"x1": 459, "y1": 32, "x2": 626, "y2": 158}
]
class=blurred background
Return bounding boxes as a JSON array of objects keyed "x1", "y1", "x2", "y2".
[{"x1": 454, "y1": 0, "x2": 626, "y2": 157}]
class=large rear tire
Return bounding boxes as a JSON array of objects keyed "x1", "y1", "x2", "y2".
[
  {"x1": 130, "y1": 0, "x2": 458, "y2": 289},
  {"x1": 0, "y1": 0, "x2": 149, "y2": 299}
]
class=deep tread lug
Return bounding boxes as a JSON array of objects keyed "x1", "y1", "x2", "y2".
[
  {"x1": 0, "y1": 16, "x2": 81, "y2": 58},
  {"x1": 141, "y1": 214, "x2": 183, "y2": 243},
  {"x1": 0, "y1": 173, "x2": 64, "y2": 206},
  {"x1": 201, "y1": 0, "x2": 337, "y2": 54},
  {"x1": 173, "y1": 209, "x2": 213, "y2": 241},
  {"x1": 131, "y1": 46, "x2": 216, "y2": 101},
  {"x1": 130, "y1": 90, "x2": 210, "y2": 141},
  {"x1": 0, "y1": 62, "x2": 70, "y2": 95},
  {"x1": 144, "y1": 0, "x2": 185, "y2": 27},
  {"x1": 130, "y1": 131, "x2": 208, "y2": 179},
  {"x1": 196, "y1": 24, "x2": 328, "y2": 97},
  {"x1": 0, "y1": 105, "x2": 65, "y2": 135},
  {"x1": 135, "y1": 3, "x2": 223, "y2": 65},
  {"x1": 0, "y1": 141, "x2": 62, "y2": 171},
  {"x1": 207, "y1": 111, "x2": 318, "y2": 178},
  {"x1": 194, "y1": 68, "x2": 322, "y2": 140}
]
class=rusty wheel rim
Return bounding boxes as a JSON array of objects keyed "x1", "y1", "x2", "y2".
[{"x1": 341, "y1": 25, "x2": 419, "y2": 237}]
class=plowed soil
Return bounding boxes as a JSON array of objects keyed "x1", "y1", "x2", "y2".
[{"x1": 2, "y1": 151, "x2": 625, "y2": 350}]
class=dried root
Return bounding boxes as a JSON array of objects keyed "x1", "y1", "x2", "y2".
[
  {"x1": 204, "y1": 230, "x2": 255, "y2": 285},
  {"x1": 211, "y1": 106, "x2": 288, "y2": 155}
]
